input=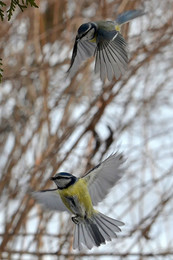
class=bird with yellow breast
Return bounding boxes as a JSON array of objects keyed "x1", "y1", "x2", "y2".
[{"x1": 32, "y1": 153, "x2": 126, "y2": 250}]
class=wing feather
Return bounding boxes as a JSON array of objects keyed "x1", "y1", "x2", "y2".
[
  {"x1": 110, "y1": 40, "x2": 128, "y2": 66},
  {"x1": 94, "y1": 32, "x2": 128, "y2": 81},
  {"x1": 101, "y1": 42, "x2": 114, "y2": 81},
  {"x1": 68, "y1": 40, "x2": 96, "y2": 78},
  {"x1": 83, "y1": 153, "x2": 126, "y2": 205},
  {"x1": 31, "y1": 189, "x2": 69, "y2": 212},
  {"x1": 110, "y1": 42, "x2": 128, "y2": 65},
  {"x1": 102, "y1": 41, "x2": 121, "y2": 80}
]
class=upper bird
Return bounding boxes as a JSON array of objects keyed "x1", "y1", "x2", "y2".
[
  {"x1": 32, "y1": 153, "x2": 126, "y2": 250},
  {"x1": 67, "y1": 9, "x2": 145, "y2": 81}
]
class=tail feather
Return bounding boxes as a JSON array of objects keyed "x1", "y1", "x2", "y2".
[
  {"x1": 80, "y1": 224, "x2": 88, "y2": 249},
  {"x1": 93, "y1": 215, "x2": 112, "y2": 241},
  {"x1": 93, "y1": 214, "x2": 117, "y2": 240},
  {"x1": 78, "y1": 224, "x2": 93, "y2": 250},
  {"x1": 83, "y1": 223, "x2": 95, "y2": 249},
  {"x1": 73, "y1": 220, "x2": 105, "y2": 250},
  {"x1": 73, "y1": 224, "x2": 79, "y2": 249},
  {"x1": 73, "y1": 212, "x2": 124, "y2": 250},
  {"x1": 97, "y1": 212, "x2": 123, "y2": 230},
  {"x1": 86, "y1": 219, "x2": 105, "y2": 246}
]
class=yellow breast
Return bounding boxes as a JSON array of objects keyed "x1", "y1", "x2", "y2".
[{"x1": 58, "y1": 178, "x2": 94, "y2": 217}]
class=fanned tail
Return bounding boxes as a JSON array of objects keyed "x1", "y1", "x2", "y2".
[{"x1": 73, "y1": 212, "x2": 124, "y2": 250}]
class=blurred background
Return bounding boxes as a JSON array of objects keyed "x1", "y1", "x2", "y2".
[{"x1": 0, "y1": 0, "x2": 173, "y2": 259}]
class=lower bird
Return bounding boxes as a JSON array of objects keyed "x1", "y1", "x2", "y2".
[
  {"x1": 67, "y1": 9, "x2": 145, "y2": 81},
  {"x1": 32, "y1": 153, "x2": 126, "y2": 250}
]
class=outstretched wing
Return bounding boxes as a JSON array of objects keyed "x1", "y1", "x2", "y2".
[
  {"x1": 95, "y1": 30, "x2": 128, "y2": 81},
  {"x1": 116, "y1": 9, "x2": 146, "y2": 25},
  {"x1": 31, "y1": 189, "x2": 70, "y2": 212},
  {"x1": 83, "y1": 153, "x2": 126, "y2": 206},
  {"x1": 67, "y1": 38, "x2": 96, "y2": 78}
]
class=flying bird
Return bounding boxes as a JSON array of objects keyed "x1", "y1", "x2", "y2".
[
  {"x1": 67, "y1": 9, "x2": 145, "y2": 81},
  {"x1": 32, "y1": 153, "x2": 126, "y2": 250}
]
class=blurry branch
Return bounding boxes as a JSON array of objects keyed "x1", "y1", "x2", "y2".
[
  {"x1": 132, "y1": 188, "x2": 173, "y2": 237},
  {"x1": 0, "y1": 0, "x2": 38, "y2": 82},
  {"x1": 1, "y1": 0, "x2": 173, "y2": 257},
  {"x1": 1, "y1": 251, "x2": 173, "y2": 258},
  {"x1": 0, "y1": 57, "x2": 3, "y2": 82}
]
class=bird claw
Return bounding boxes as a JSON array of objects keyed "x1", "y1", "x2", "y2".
[{"x1": 72, "y1": 215, "x2": 82, "y2": 224}]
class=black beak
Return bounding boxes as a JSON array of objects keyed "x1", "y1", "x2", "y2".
[{"x1": 50, "y1": 176, "x2": 55, "y2": 181}]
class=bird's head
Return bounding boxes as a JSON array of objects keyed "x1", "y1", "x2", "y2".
[
  {"x1": 77, "y1": 22, "x2": 97, "y2": 41},
  {"x1": 50, "y1": 172, "x2": 77, "y2": 189}
]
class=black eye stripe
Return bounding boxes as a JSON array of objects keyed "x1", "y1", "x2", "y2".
[
  {"x1": 85, "y1": 24, "x2": 92, "y2": 32},
  {"x1": 81, "y1": 27, "x2": 91, "y2": 37}
]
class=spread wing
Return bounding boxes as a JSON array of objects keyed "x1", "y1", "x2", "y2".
[
  {"x1": 67, "y1": 38, "x2": 96, "y2": 78},
  {"x1": 116, "y1": 9, "x2": 146, "y2": 25},
  {"x1": 83, "y1": 153, "x2": 126, "y2": 206},
  {"x1": 95, "y1": 30, "x2": 128, "y2": 81},
  {"x1": 31, "y1": 189, "x2": 70, "y2": 212}
]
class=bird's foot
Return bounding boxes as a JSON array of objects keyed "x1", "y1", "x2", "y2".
[{"x1": 71, "y1": 215, "x2": 83, "y2": 224}]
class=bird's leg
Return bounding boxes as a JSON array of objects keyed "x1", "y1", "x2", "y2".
[{"x1": 71, "y1": 215, "x2": 83, "y2": 224}]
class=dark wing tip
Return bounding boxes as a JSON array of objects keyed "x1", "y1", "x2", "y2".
[{"x1": 67, "y1": 38, "x2": 78, "y2": 73}]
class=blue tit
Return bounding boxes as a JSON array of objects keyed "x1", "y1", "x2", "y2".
[
  {"x1": 32, "y1": 153, "x2": 126, "y2": 250},
  {"x1": 67, "y1": 9, "x2": 145, "y2": 81}
]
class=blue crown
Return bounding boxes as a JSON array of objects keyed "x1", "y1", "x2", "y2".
[
  {"x1": 58, "y1": 172, "x2": 72, "y2": 177},
  {"x1": 78, "y1": 23, "x2": 90, "y2": 35}
]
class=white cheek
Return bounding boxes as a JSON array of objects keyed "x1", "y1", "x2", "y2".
[{"x1": 55, "y1": 179, "x2": 70, "y2": 188}]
